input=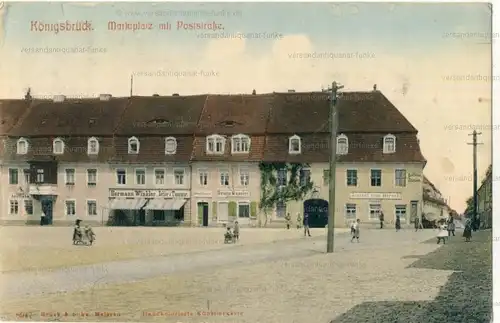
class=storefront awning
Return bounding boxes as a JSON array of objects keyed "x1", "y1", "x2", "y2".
[
  {"x1": 143, "y1": 199, "x2": 187, "y2": 210},
  {"x1": 108, "y1": 198, "x2": 147, "y2": 210}
]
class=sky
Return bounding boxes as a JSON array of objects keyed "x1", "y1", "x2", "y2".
[{"x1": 0, "y1": 2, "x2": 493, "y2": 211}]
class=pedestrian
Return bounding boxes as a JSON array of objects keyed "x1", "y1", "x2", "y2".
[
  {"x1": 437, "y1": 220, "x2": 448, "y2": 244},
  {"x1": 351, "y1": 219, "x2": 360, "y2": 242},
  {"x1": 463, "y1": 218, "x2": 472, "y2": 242},
  {"x1": 296, "y1": 212, "x2": 302, "y2": 229},
  {"x1": 285, "y1": 213, "x2": 291, "y2": 230},
  {"x1": 233, "y1": 221, "x2": 240, "y2": 242},
  {"x1": 447, "y1": 213, "x2": 455, "y2": 237},
  {"x1": 379, "y1": 212, "x2": 384, "y2": 229},
  {"x1": 414, "y1": 216, "x2": 420, "y2": 232},
  {"x1": 303, "y1": 213, "x2": 311, "y2": 237},
  {"x1": 395, "y1": 215, "x2": 401, "y2": 232}
]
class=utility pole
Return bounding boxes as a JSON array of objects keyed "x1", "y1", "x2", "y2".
[
  {"x1": 130, "y1": 75, "x2": 134, "y2": 97},
  {"x1": 467, "y1": 130, "x2": 483, "y2": 230},
  {"x1": 326, "y1": 81, "x2": 343, "y2": 253}
]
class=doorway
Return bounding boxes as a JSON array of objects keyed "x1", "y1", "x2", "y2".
[
  {"x1": 410, "y1": 201, "x2": 418, "y2": 223},
  {"x1": 137, "y1": 209, "x2": 146, "y2": 225},
  {"x1": 41, "y1": 199, "x2": 53, "y2": 225},
  {"x1": 198, "y1": 202, "x2": 209, "y2": 227}
]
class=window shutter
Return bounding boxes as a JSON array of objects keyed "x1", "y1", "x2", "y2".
[
  {"x1": 250, "y1": 201, "x2": 257, "y2": 218},
  {"x1": 212, "y1": 202, "x2": 217, "y2": 221},
  {"x1": 228, "y1": 201, "x2": 237, "y2": 218}
]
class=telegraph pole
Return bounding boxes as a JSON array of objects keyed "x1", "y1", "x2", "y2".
[
  {"x1": 326, "y1": 81, "x2": 343, "y2": 253},
  {"x1": 467, "y1": 130, "x2": 483, "y2": 230}
]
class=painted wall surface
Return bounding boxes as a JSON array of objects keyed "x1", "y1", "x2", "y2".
[
  {"x1": 190, "y1": 162, "x2": 261, "y2": 227},
  {"x1": 279, "y1": 162, "x2": 425, "y2": 228}
]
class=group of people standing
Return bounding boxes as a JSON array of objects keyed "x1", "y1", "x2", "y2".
[{"x1": 284, "y1": 213, "x2": 311, "y2": 237}]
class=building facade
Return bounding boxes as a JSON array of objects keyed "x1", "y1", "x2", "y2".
[
  {"x1": 263, "y1": 90, "x2": 427, "y2": 228},
  {"x1": 477, "y1": 165, "x2": 492, "y2": 229},
  {"x1": 2, "y1": 97, "x2": 127, "y2": 225},
  {"x1": 422, "y1": 175, "x2": 450, "y2": 226},
  {"x1": 190, "y1": 94, "x2": 271, "y2": 227}
]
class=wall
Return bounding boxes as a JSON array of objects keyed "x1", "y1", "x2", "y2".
[
  {"x1": 190, "y1": 162, "x2": 261, "y2": 227},
  {"x1": 281, "y1": 162, "x2": 425, "y2": 228}
]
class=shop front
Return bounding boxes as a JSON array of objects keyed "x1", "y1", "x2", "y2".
[
  {"x1": 214, "y1": 189, "x2": 258, "y2": 227},
  {"x1": 107, "y1": 189, "x2": 190, "y2": 226}
]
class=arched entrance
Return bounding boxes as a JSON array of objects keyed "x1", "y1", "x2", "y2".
[{"x1": 303, "y1": 199, "x2": 329, "y2": 228}]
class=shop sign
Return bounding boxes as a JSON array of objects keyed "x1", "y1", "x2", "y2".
[{"x1": 109, "y1": 189, "x2": 190, "y2": 199}]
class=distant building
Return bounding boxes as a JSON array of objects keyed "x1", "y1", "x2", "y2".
[
  {"x1": 477, "y1": 165, "x2": 492, "y2": 229},
  {"x1": 422, "y1": 175, "x2": 450, "y2": 226}
]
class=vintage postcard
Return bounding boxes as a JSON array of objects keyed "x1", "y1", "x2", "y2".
[{"x1": 0, "y1": 2, "x2": 493, "y2": 323}]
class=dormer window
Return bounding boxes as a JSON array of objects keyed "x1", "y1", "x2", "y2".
[
  {"x1": 383, "y1": 134, "x2": 396, "y2": 154},
  {"x1": 231, "y1": 134, "x2": 251, "y2": 154},
  {"x1": 128, "y1": 136, "x2": 140, "y2": 154},
  {"x1": 289, "y1": 135, "x2": 301, "y2": 154},
  {"x1": 165, "y1": 137, "x2": 177, "y2": 155},
  {"x1": 53, "y1": 138, "x2": 64, "y2": 155},
  {"x1": 336, "y1": 134, "x2": 348, "y2": 155},
  {"x1": 17, "y1": 138, "x2": 28, "y2": 155},
  {"x1": 206, "y1": 134, "x2": 225, "y2": 154},
  {"x1": 87, "y1": 137, "x2": 99, "y2": 155}
]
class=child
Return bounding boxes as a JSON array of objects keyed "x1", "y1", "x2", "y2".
[
  {"x1": 351, "y1": 219, "x2": 360, "y2": 243},
  {"x1": 233, "y1": 221, "x2": 240, "y2": 242},
  {"x1": 224, "y1": 227, "x2": 233, "y2": 244},
  {"x1": 85, "y1": 225, "x2": 96, "y2": 246},
  {"x1": 437, "y1": 220, "x2": 448, "y2": 244},
  {"x1": 463, "y1": 218, "x2": 472, "y2": 242}
]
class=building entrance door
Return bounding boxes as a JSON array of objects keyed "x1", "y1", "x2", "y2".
[{"x1": 41, "y1": 198, "x2": 53, "y2": 225}]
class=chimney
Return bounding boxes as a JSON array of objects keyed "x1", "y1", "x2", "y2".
[
  {"x1": 288, "y1": 89, "x2": 295, "y2": 93},
  {"x1": 172, "y1": 93, "x2": 179, "y2": 96},
  {"x1": 252, "y1": 89, "x2": 256, "y2": 95},
  {"x1": 53, "y1": 95, "x2": 66, "y2": 102},
  {"x1": 373, "y1": 84, "x2": 377, "y2": 91},
  {"x1": 99, "y1": 94, "x2": 112, "y2": 101},
  {"x1": 152, "y1": 94, "x2": 160, "y2": 97}
]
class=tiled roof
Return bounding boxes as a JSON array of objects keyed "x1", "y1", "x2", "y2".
[
  {"x1": 196, "y1": 95, "x2": 272, "y2": 135},
  {"x1": 191, "y1": 135, "x2": 265, "y2": 162},
  {"x1": 114, "y1": 95, "x2": 207, "y2": 135},
  {"x1": 0, "y1": 100, "x2": 32, "y2": 135},
  {"x1": 109, "y1": 136, "x2": 193, "y2": 163},
  {"x1": 263, "y1": 133, "x2": 426, "y2": 163},
  {"x1": 2, "y1": 136, "x2": 115, "y2": 163},
  {"x1": 8, "y1": 98, "x2": 129, "y2": 137},
  {"x1": 267, "y1": 91, "x2": 417, "y2": 133}
]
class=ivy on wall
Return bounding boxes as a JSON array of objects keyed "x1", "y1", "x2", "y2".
[{"x1": 259, "y1": 162, "x2": 314, "y2": 226}]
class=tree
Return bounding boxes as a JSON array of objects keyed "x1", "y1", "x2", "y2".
[
  {"x1": 259, "y1": 162, "x2": 314, "y2": 227},
  {"x1": 463, "y1": 196, "x2": 474, "y2": 218}
]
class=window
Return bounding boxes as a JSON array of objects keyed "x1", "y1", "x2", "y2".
[
  {"x1": 23, "y1": 169, "x2": 30, "y2": 185},
  {"x1": 87, "y1": 169, "x2": 97, "y2": 186},
  {"x1": 288, "y1": 135, "x2": 301, "y2": 154},
  {"x1": 9, "y1": 200, "x2": 19, "y2": 215},
  {"x1": 299, "y1": 169, "x2": 311, "y2": 186},
  {"x1": 276, "y1": 201, "x2": 286, "y2": 218},
  {"x1": 165, "y1": 137, "x2": 177, "y2": 155},
  {"x1": 323, "y1": 169, "x2": 330, "y2": 186},
  {"x1": 383, "y1": 134, "x2": 396, "y2": 154},
  {"x1": 87, "y1": 200, "x2": 97, "y2": 216},
  {"x1": 116, "y1": 169, "x2": 126, "y2": 185},
  {"x1": 135, "y1": 169, "x2": 146, "y2": 185},
  {"x1": 128, "y1": 136, "x2": 140, "y2": 154},
  {"x1": 9, "y1": 168, "x2": 18, "y2": 185},
  {"x1": 87, "y1": 137, "x2": 99, "y2": 155},
  {"x1": 395, "y1": 169, "x2": 407, "y2": 187},
  {"x1": 370, "y1": 169, "x2": 382, "y2": 187},
  {"x1": 199, "y1": 169, "x2": 208, "y2": 186},
  {"x1": 174, "y1": 169, "x2": 185, "y2": 185},
  {"x1": 346, "y1": 169, "x2": 357, "y2": 186},
  {"x1": 345, "y1": 204, "x2": 356, "y2": 218},
  {"x1": 65, "y1": 169, "x2": 75, "y2": 185},
  {"x1": 220, "y1": 169, "x2": 229, "y2": 186},
  {"x1": 206, "y1": 134, "x2": 225, "y2": 154},
  {"x1": 395, "y1": 205, "x2": 407, "y2": 219},
  {"x1": 65, "y1": 200, "x2": 76, "y2": 216},
  {"x1": 17, "y1": 138, "x2": 28, "y2": 155},
  {"x1": 231, "y1": 134, "x2": 251, "y2": 153},
  {"x1": 53, "y1": 138, "x2": 64, "y2": 154},
  {"x1": 240, "y1": 168, "x2": 249, "y2": 186},
  {"x1": 36, "y1": 169, "x2": 44, "y2": 183},
  {"x1": 155, "y1": 169, "x2": 165, "y2": 185},
  {"x1": 24, "y1": 200, "x2": 33, "y2": 215},
  {"x1": 336, "y1": 134, "x2": 348, "y2": 155},
  {"x1": 238, "y1": 202, "x2": 250, "y2": 218},
  {"x1": 277, "y1": 169, "x2": 287, "y2": 186},
  {"x1": 369, "y1": 203, "x2": 381, "y2": 220}
]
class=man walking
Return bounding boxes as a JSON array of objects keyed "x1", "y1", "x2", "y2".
[
  {"x1": 414, "y1": 216, "x2": 420, "y2": 232},
  {"x1": 303, "y1": 213, "x2": 311, "y2": 237},
  {"x1": 285, "y1": 213, "x2": 291, "y2": 230},
  {"x1": 379, "y1": 211, "x2": 384, "y2": 229}
]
